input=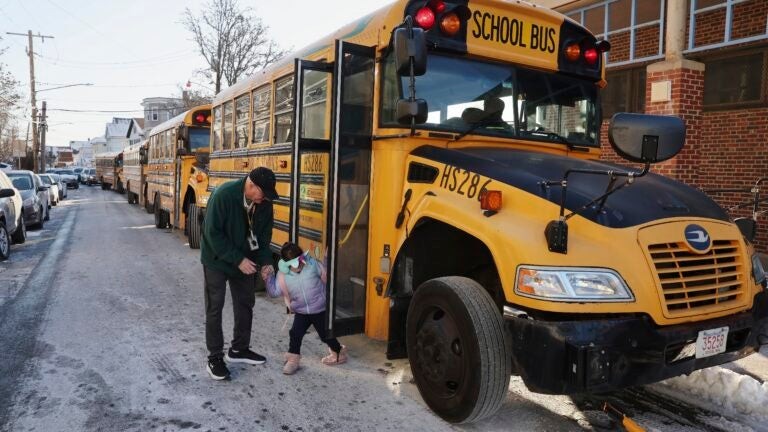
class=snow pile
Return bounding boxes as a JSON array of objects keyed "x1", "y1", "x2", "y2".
[{"x1": 653, "y1": 367, "x2": 768, "y2": 420}]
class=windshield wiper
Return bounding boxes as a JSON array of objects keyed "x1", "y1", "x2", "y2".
[{"x1": 523, "y1": 130, "x2": 572, "y2": 146}]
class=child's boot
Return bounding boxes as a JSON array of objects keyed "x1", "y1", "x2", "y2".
[
  {"x1": 283, "y1": 353, "x2": 300, "y2": 375},
  {"x1": 321, "y1": 345, "x2": 347, "y2": 365}
]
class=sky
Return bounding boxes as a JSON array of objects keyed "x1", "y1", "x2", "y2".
[{"x1": 0, "y1": 0, "x2": 389, "y2": 147}]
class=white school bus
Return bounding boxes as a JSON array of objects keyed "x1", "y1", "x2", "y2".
[{"x1": 208, "y1": 0, "x2": 767, "y2": 423}]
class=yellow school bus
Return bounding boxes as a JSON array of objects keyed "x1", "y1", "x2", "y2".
[
  {"x1": 95, "y1": 151, "x2": 122, "y2": 190},
  {"x1": 209, "y1": 0, "x2": 767, "y2": 423},
  {"x1": 123, "y1": 141, "x2": 148, "y2": 206},
  {"x1": 145, "y1": 105, "x2": 212, "y2": 248}
]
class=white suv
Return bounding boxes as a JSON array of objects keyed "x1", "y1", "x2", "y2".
[
  {"x1": 0, "y1": 162, "x2": 12, "y2": 172},
  {"x1": 0, "y1": 170, "x2": 25, "y2": 260}
]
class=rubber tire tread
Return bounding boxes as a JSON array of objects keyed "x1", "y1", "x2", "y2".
[
  {"x1": 188, "y1": 204, "x2": 201, "y2": 249},
  {"x1": 11, "y1": 217, "x2": 25, "y2": 244},
  {"x1": 408, "y1": 276, "x2": 511, "y2": 423},
  {"x1": 0, "y1": 222, "x2": 9, "y2": 260}
]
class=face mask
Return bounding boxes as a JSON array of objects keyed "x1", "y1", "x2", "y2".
[{"x1": 278, "y1": 253, "x2": 307, "y2": 274}]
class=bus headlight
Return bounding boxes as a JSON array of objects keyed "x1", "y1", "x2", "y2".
[
  {"x1": 751, "y1": 253, "x2": 766, "y2": 285},
  {"x1": 515, "y1": 266, "x2": 634, "y2": 302}
]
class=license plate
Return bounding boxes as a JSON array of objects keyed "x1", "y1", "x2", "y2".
[{"x1": 695, "y1": 326, "x2": 729, "y2": 359}]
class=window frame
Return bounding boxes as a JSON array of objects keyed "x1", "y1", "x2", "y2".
[{"x1": 700, "y1": 48, "x2": 768, "y2": 111}]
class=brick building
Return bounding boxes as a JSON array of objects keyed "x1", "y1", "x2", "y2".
[{"x1": 541, "y1": 0, "x2": 768, "y2": 251}]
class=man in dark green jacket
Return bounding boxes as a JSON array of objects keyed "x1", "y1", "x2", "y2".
[{"x1": 201, "y1": 167, "x2": 277, "y2": 380}]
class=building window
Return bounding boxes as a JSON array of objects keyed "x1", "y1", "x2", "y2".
[
  {"x1": 152, "y1": 111, "x2": 158, "y2": 121},
  {"x1": 601, "y1": 67, "x2": 646, "y2": 119},
  {"x1": 703, "y1": 51, "x2": 766, "y2": 108}
]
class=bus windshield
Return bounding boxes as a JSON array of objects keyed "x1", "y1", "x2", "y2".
[
  {"x1": 189, "y1": 128, "x2": 210, "y2": 151},
  {"x1": 382, "y1": 53, "x2": 599, "y2": 147}
]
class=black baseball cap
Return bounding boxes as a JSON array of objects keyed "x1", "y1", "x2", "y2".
[{"x1": 248, "y1": 167, "x2": 278, "y2": 201}]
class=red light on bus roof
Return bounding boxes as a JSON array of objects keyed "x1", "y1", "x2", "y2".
[
  {"x1": 430, "y1": 0, "x2": 446, "y2": 13},
  {"x1": 195, "y1": 113, "x2": 207, "y2": 124},
  {"x1": 415, "y1": 7, "x2": 435, "y2": 29},
  {"x1": 584, "y1": 48, "x2": 598, "y2": 65}
]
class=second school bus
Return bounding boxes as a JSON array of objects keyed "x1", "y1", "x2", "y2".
[
  {"x1": 95, "y1": 151, "x2": 122, "y2": 191},
  {"x1": 145, "y1": 105, "x2": 211, "y2": 248},
  {"x1": 122, "y1": 141, "x2": 148, "y2": 206},
  {"x1": 207, "y1": 0, "x2": 767, "y2": 423}
]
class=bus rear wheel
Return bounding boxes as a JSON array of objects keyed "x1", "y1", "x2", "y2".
[
  {"x1": 154, "y1": 196, "x2": 168, "y2": 229},
  {"x1": 144, "y1": 191, "x2": 153, "y2": 213},
  {"x1": 406, "y1": 276, "x2": 511, "y2": 424},
  {"x1": 187, "y1": 203, "x2": 201, "y2": 249}
]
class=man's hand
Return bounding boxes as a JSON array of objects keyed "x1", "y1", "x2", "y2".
[
  {"x1": 260, "y1": 264, "x2": 274, "y2": 280},
  {"x1": 238, "y1": 258, "x2": 258, "y2": 275}
]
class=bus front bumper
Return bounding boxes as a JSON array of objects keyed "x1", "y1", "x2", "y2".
[{"x1": 506, "y1": 291, "x2": 768, "y2": 395}]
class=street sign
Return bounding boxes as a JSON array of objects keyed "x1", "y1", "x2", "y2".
[{"x1": 12, "y1": 140, "x2": 26, "y2": 158}]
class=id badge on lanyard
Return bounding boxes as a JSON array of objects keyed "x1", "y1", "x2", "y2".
[{"x1": 245, "y1": 197, "x2": 259, "y2": 251}]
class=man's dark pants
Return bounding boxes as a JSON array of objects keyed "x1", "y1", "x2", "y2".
[{"x1": 204, "y1": 265, "x2": 256, "y2": 360}]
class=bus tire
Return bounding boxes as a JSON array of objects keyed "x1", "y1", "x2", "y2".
[
  {"x1": 187, "y1": 203, "x2": 201, "y2": 249},
  {"x1": 154, "y1": 196, "x2": 166, "y2": 229},
  {"x1": 145, "y1": 191, "x2": 154, "y2": 213},
  {"x1": 406, "y1": 276, "x2": 511, "y2": 424}
]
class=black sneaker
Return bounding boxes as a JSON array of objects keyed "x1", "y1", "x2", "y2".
[
  {"x1": 225, "y1": 348, "x2": 266, "y2": 365},
  {"x1": 206, "y1": 357, "x2": 230, "y2": 380}
]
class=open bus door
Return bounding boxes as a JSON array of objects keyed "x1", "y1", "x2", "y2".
[{"x1": 291, "y1": 41, "x2": 375, "y2": 338}]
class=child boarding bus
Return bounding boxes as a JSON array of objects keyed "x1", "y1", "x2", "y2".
[
  {"x1": 122, "y1": 141, "x2": 148, "y2": 206},
  {"x1": 95, "y1": 151, "x2": 122, "y2": 191},
  {"x1": 145, "y1": 105, "x2": 212, "y2": 249},
  {"x1": 208, "y1": 0, "x2": 767, "y2": 423}
]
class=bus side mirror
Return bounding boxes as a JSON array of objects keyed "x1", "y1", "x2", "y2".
[
  {"x1": 608, "y1": 113, "x2": 685, "y2": 163},
  {"x1": 393, "y1": 27, "x2": 426, "y2": 76}
]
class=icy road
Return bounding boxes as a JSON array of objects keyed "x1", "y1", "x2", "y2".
[{"x1": 1, "y1": 186, "x2": 767, "y2": 432}]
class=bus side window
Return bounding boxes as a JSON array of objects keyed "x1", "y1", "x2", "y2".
[
  {"x1": 274, "y1": 75, "x2": 294, "y2": 144},
  {"x1": 252, "y1": 84, "x2": 271, "y2": 145},
  {"x1": 235, "y1": 94, "x2": 250, "y2": 148},
  {"x1": 212, "y1": 105, "x2": 222, "y2": 152},
  {"x1": 223, "y1": 101, "x2": 234, "y2": 150}
]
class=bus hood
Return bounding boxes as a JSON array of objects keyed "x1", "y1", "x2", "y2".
[{"x1": 412, "y1": 146, "x2": 729, "y2": 228}]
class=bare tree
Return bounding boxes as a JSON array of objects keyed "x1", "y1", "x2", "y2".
[
  {"x1": 182, "y1": 0, "x2": 287, "y2": 93},
  {"x1": 0, "y1": 43, "x2": 21, "y2": 163},
  {"x1": 175, "y1": 84, "x2": 213, "y2": 110}
]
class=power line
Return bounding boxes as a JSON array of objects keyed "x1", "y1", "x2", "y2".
[{"x1": 33, "y1": 51, "x2": 197, "y2": 66}]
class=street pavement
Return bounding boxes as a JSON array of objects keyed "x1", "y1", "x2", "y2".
[{"x1": 0, "y1": 185, "x2": 766, "y2": 432}]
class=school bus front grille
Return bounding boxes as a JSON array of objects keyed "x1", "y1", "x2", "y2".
[{"x1": 648, "y1": 240, "x2": 746, "y2": 316}]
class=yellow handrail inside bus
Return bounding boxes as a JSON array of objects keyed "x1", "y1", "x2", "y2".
[{"x1": 338, "y1": 194, "x2": 369, "y2": 248}]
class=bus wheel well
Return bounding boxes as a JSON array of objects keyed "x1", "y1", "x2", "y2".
[
  {"x1": 183, "y1": 188, "x2": 196, "y2": 215},
  {"x1": 386, "y1": 218, "x2": 502, "y2": 359}
]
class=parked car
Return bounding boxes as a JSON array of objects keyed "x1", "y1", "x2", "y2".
[
  {"x1": 0, "y1": 170, "x2": 25, "y2": 260},
  {"x1": 0, "y1": 162, "x2": 12, "y2": 173},
  {"x1": 7, "y1": 170, "x2": 49, "y2": 229},
  {"x1": 82, "y1": 168, "x2": 97, "y2": 185},
  {"x1": 71, "y1": 167, "x2": 85, "y2": 182},
  {"x1": 49, "y1": 169, "x2": 79, "y2": 189},
  {"x1": 39, "y1": 174, "x2": 60, "y2": 206},
  {"x1": 49, "y1": 173, "x2": 67, "y2": 199}
]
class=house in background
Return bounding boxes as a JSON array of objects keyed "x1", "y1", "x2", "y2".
[
  {"x1": 141, "y1": 97, "x2": 185, "y2": 132},
  {"x1": 70, "y1": 140, "x2": 93, "y2": 167},
  {"x1": 540, "y1": 0, "x2": 768, "y2": 251}
]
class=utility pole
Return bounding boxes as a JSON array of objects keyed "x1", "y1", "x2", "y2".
[
  {"x1": 6, "y1": 31, "x2": 54, "y2": 173},
  {"x1": 40, "y1": 101, "x2": 47, "y2": 173}
]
